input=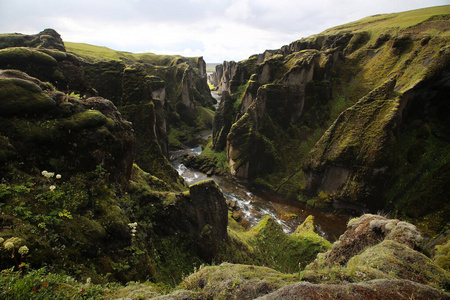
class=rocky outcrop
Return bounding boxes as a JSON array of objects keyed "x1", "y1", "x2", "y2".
[
  {"x1": 212, "y1": 91, "x2": 235, "y2": 151},
  {"x1": 179, "y1": 180, "x2": 229, "y2": 259},
  {"x1": 160, "y1": 214, "x2": 449, "y2": 299},
  {"x1": 0, "y1": 28, "x2": 65, "y2": 51},
  {"x1": 129, "y1": 177, "x2": 228, "y2": 264},
  {"x1": 303, "y1": 79, "x2": 399, "y2": 210},
  {"x1": 0, "y1": 70, "x2": 135, "y2": 187},
  {"x1": 308, "y1": 214, "x2": 424, "y2": 267},
  {"x1": 0, "y1": 29, "x2": 94, "y2": 95},
  {"x1": 257, "y1": 280, "x2": 449, "y2": 300}
]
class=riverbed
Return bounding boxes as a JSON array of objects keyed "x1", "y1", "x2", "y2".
[{"x1": 170, "y1": 145, "x2": 349, "y2": 241}]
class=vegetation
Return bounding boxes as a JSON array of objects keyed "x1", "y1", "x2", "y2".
[{"x1": 1, "y1": 5, "x2": 450, "y2": 299}]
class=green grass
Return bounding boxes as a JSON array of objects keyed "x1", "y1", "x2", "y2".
[
  {"x1": 319, "y1": 5, "x2": 450, "y2": 37},
  {"x1": 65, "y1": 42, "x2": 193, "y2": 65}
]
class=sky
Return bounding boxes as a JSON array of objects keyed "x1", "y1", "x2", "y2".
[{"x1": 0, "y1": 0, "x2": 448, "y2": 63}]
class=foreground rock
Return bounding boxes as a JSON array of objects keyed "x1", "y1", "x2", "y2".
[
  {"x1": 257, "y1": 279, "x2": 450, "y2": 300},
  {"x1": 158, "y1": 215, "x2": 449, "y2": 299}
]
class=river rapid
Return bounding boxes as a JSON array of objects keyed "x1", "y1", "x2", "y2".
[{"x1": 170, "y1": 92, "x2": 348, "y2": 242}]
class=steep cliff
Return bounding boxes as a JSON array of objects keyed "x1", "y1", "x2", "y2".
[
  {"x1": 0, "y1": 31, "x2": 225, "y2": 284},
  {"x1": 0, "y1": 29, "x2": 217, "y2": 190},
  {"x1": 210, "y1": 6, "x2": 450, "y2": 235}
]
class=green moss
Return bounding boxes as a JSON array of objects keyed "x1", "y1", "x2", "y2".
[
  {"x1": 59, "y1": 110, "x2": 108, "y2": 130},
  {"x1": 0, "y1": 47, "x2": 57, "y2": 66},
  {"x1": 434, "y1": 239, "x2": 450, "y2": 270},
  {"x1": 0, "y1": 78, "x2": 56, "y2": 116},
  {"x1": 179, "y1": 263, "x2": 296, "y2": 299},
  {"x1": 219, "y1": 215, "x2": 331, "y2": 274},
  {"x1": 319, "y1": 5, "x2": 450, "y2": 37},
  {"x1": 346, "y1": 240, "x2": 450, "y2": 289}
]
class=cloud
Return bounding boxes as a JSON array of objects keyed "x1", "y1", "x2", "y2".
[{"x1": 1, "y1": 0, "x2": 448, "y2": 62}]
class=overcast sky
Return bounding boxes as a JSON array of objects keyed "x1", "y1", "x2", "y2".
[{"x1": 0, "y1": 0, "x2": 448, "y2": 62}]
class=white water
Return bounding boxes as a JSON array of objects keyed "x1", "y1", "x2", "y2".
[{"x1": 171, "y1": 145, "x2": 306, "y2": 234}]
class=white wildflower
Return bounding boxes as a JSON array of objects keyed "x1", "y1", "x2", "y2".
[
  {"x1": 42, "y1": 170, "x2": 55, "y2": 178},
  {"x1": 49, "y1": 185, "x2": 56, "y2": 191},
  {"x1": 4, "y1": 241, "x2": 14, "y2": 251},
  {"x1": 18, "y1": 245, "x2": 29, "y2": 256},
  {"x1": 56, "y1": 174, "x2": 62, "y2": 179},
  {"x1": 128, "y1": 222, "x2": 137, "y2": 237}
]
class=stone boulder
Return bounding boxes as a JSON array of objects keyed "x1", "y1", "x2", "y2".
[{"x1": 257, "y1": 279, "x2": 449, "y2": 300}]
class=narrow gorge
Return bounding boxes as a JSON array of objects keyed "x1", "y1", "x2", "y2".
[{"x1": 0, "y1": 5, "x2": 449, "y2": 299}]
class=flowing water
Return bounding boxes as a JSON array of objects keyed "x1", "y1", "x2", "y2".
[
  {"x1": 170, "y1": 146, "x2": 348, "y2": 241},
  {"x1": 169, "y1": 92, "x2": 349, "y2": 241}
]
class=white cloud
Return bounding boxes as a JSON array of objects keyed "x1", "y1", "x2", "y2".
[{"x1": 1, "y1": 0, "x2": 448, "y2": 62}]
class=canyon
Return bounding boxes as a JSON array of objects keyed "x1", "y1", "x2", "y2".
[{"x1": 0, "y1": 5, "x2": 449, "y2": 299}]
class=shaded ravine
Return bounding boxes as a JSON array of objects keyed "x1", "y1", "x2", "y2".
[
  {"x1": 169, "y1": 92, "x2": 348, "y2": 241},
  {"x1": 170, "y1": 145, "x2": 348, "y2": 241}
]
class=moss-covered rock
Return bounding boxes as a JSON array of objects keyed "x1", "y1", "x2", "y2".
[
  {"x1": 212, "y1": 91, "x2": 235, "y2": 151},
  {"x1": 218, "y1": 215, "x2": 331, "y2": 274},
  {"x1": 346, "y1": 240, "x2": 449, "y2": 289},
  {"x1": 0, "y1": 29, "x2": 65, "y2": 51},
  {"x1": 307, "y1": 214, "x2": 424, "y2": 268},
  {"x1": 258, "y1": 279, "x2": 450, "y2": 300},
  {"x1": 178, "y1": 263, "x2": 296, "y2": 300},
  {"x1": 434, "y1": 239, "x2": 450, "y2": 271},
  {"x1": 0, "y1": 76, "x2": 56, "y2": 116}
]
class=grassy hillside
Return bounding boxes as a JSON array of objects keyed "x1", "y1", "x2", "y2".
[
  {"x1": 65, "y1": 42, "x2": 196, "y2": 66},
  {"x1": 319, "y1": 5, "x2": 450, "y2": 37}
]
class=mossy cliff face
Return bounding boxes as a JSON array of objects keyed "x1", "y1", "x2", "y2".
[
  {"x1": 0, "y1": 70, "x2": 140, "y2": 280},
  {"x1": 0, "y1": 29, "x2": 94, "y2": 95},
  {"x1": 0, "y1": 29, "x2": 214, "y2": 190},
  {"x1": 0, "y1": 70, "x2": 228, "y2": 284},
  {"x1": 303, "y1": 78, "x2": 400, "y2": 210},
  {"x1": 0, "y1": 70, "x2": 135, "y2": 186},
  {"x1": 210, "y1": 6, "x2": 450, "y2": 225},
  {"x1": 212, "y1": 91, "x2": 235, "y2": 152},
  {"x1": 74, "y1": 46, "x2": 215, "y2": 153}
]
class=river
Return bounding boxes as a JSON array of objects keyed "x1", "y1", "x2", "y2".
[{"x1": 170, "y1": 92, "x2": 348, "y2": 242}]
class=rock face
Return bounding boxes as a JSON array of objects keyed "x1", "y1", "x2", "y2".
[
  {"x1": 257, "y1": 280, "x2": 450, "y2": 300},
  {"x1": 209, "y1": 6, "x2": 450, "y2": 224},
  {"x1": 0, "y1": 30, "x2": 223, "y2": 284},
  {"x1": 212, "y1": 91, "x2": 235, "y2": 151},
  {"x1": 0, "y1": 29, "x2": 215, "y2": 190},
  {"x1": 178, "y1": 180, "x2": 228, "y2": 259},
  {"x1": 0, "y1": 29, "x2": 94, "y2": 95},
  {"x1": 310, "y1": 214, "x2": 424, "y2": 267},
  {"x1": 0, "y1": 70, "x2": 135, "y2": 187},
  {"x1": 303, "y1": 79, "x2": 399, "y2": 209}
]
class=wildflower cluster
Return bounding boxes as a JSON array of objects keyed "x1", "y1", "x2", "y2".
[
  {"x1": 128, "y1": 222, "x2": 137, "y2": 237},
  {"x1": 41, "y1": 170, "x2": 61, "y2": 191},
  {"x1": 1, "y1": 237, "x2": 29, "y2": 271}
]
